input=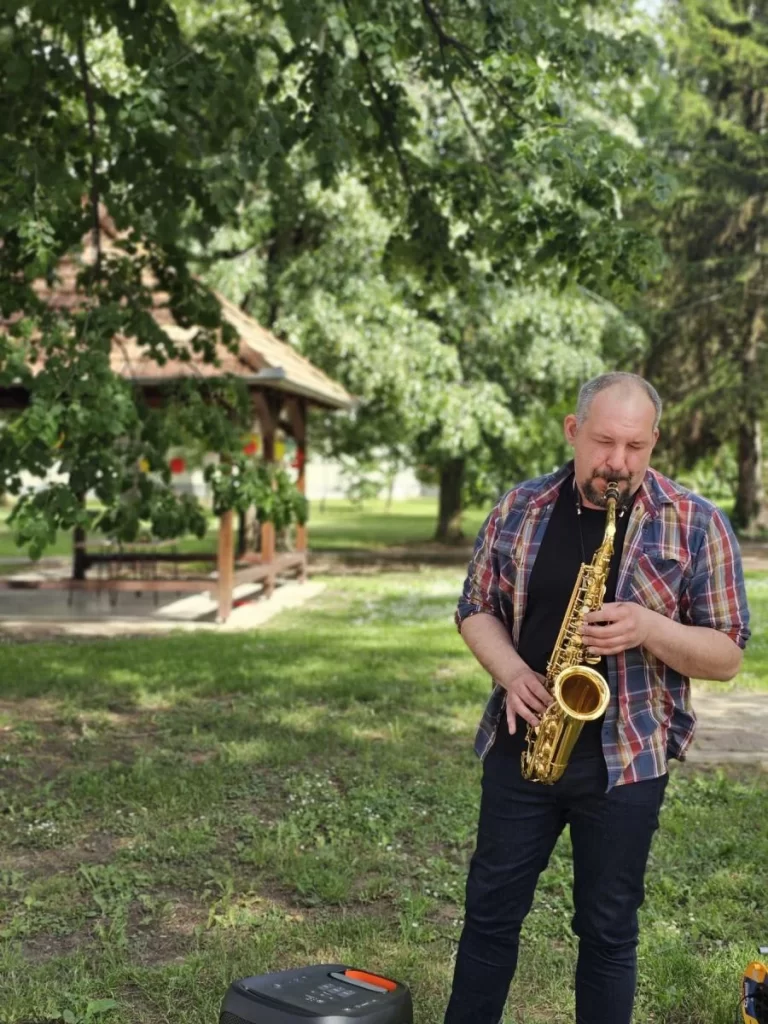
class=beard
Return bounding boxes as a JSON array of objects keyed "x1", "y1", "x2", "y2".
[{"x1": 581, "y1": 472, "x2": 634, "y2": 511}]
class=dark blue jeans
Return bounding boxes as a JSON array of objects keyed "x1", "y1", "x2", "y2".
[{"x1": 444, "y1": 742, "x2": 668, "y2": 1024}]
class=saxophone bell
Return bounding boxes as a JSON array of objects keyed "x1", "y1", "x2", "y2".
[
  {"x1": 555, "y1": 665, "x2": 611, "y2": 721},
  {"x1": 528, "y1": 665, "x2": 611, "y2": 782}
]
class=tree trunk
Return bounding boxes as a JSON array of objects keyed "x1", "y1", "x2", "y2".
[
  {"x1": 733, "y1": 294, "x2": 768, "y2": 533},
  {"x1": 72, "y1": 524, "x2": 87, "y2": 580},
  {"x1": 435, "y1": 458, "x2": 465, "y2": 543},
  {"x1": 72, "y1": 491, "x2": 87, "y2": 580},
  {"x1": 733, "y1": 418, "x2": 767, "y2": 533},
  {"x1": 385, "y1": 458, "x2": 399, "y2": 511}
]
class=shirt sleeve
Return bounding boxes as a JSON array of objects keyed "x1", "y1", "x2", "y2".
[
  {"x1": 686, "y1": 507, "x2": 751, "y2": 649},
  {"x1": 455, "y1": 504, "x2": 505, "y2": 632}
]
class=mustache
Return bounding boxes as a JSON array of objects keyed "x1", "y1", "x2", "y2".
[{"x1": 592, "y1": 471, "x2": 631, "y2": 484}]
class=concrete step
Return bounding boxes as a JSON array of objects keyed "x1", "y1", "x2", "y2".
[{"x1": 153, "y1": 581, "x2": 265, "y2": 621}]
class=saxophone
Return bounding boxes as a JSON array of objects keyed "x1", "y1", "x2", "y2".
[{"x1": 520, "y1": 482, "x2": 619, "y2": 784}]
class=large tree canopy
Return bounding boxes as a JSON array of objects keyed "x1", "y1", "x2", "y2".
[
  {"x1": 207, "y1": 176, "x2": 646, "y2": 538},
  {"x1": 186, "y1": 0, "x2": 664, "y2": 290},
  {"x1": 1, "y1": 0, "x2": 662, "y2": 553}
]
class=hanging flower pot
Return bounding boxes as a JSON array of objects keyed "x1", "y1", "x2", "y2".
[
  {"x1": 243, "y1": 433, "x2": 260, "y2": 456},
  {"x1": 138, "y1": 458, "x2": 150, "y2": 473},
  {"x1": 169, "y1": 456, "x2": 186, "y2": 475},
  {"x1": 291, "y1": 447, "x2": 305, "y2": 471}
]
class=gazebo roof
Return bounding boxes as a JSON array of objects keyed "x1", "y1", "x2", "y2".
[
  {"x1": 108, "y1": 293, "x2": 354, "y2": 410},
  {"x1": 9, "y1": 212, "x2": 354, "y2": 412}
]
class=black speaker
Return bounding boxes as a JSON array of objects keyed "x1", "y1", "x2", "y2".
[{"x1": 220, "y1": 964, "x2": 413, "y2": 1024}]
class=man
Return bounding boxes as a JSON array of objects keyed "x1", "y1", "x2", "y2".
[{"x1": 445, "y1": 372, "x2": 750, "y2": 1024}]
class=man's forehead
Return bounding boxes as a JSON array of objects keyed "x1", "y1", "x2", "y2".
[{"x1": 587, "y1": 387, "x2": 656, "y2": 422}]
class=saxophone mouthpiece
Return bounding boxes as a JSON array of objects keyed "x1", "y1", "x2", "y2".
[{"x1": 605, "y1": 482, "x2": 620, "y2": 504}]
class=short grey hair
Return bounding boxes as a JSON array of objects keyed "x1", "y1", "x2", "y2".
[{"x1": 576, "y1": 373, "x2": 662, "y2": 431}]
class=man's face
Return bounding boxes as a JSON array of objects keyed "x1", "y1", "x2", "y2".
[{"x1": 563, "y1": 386, "x2": 659, "y2": 510}]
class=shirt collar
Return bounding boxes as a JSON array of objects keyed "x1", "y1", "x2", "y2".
[{"x1": 530, "y1": 461, "x2": 671, "y2": 519}]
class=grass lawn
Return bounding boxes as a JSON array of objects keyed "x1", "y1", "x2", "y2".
[
  {"x1": 0, "y1": 498, "x2": 487, "y2": 563},
  {"x1": 0, "y1": 556, "x2": 766, "y2": 1024},
  {"x1": 308, "y1": 498, "x2": 487, "y2": 550}
]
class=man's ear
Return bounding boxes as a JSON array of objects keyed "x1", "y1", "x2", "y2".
[{"x1": 564, "y1": 414, "x2": 578, "y2": 446}]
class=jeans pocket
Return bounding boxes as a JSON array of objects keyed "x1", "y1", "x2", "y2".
[{"x1": 611, "y1": 772, "x2": 669, "y2": 831}]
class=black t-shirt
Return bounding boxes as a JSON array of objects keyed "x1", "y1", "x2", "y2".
[{"x1": 495, "y1": 475, "x2": 635, "y2": 761}]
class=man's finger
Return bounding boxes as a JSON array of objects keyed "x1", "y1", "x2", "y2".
[
  {"x1": 512, "y1": 697, "x2": 541, "y2": 729},
  {"x1": 526, "y1": 675, "x2": 553, "y2": 706},
  {"x1": 521, "y1": 683, "x2": 550, "y2": 714},
  {"x1": 587, "y1": 638, "x2": 628, "y2": 656},
  {"x1": 506, "y1": 707, "x2": 517, "y2": 735},
  {"x1": 584, "y1": 603, "x2": 623, "y2": 624},
  {"x1": 583, "y1": 622, "x2": 623, "y2": 640}
]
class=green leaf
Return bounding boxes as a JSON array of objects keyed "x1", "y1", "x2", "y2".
[{"x1": 86, "y1": 999, "x2": 119, "y2": 1017}]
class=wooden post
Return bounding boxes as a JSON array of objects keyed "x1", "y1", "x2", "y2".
[
  {"x1": 287, "y1": 398, "x2": 308, "y2": 557},
  {"x1": 286, "y1": 397, "x2": 308, "y2": 581},
  {"x1": 217, "y1": 509, "x2": 234, "y2": 622},
  {"x1": 260, "y1": 427, "x2": 276, "y2": 596},
  {"x1": 253, "y1": 391, "x2": 281, "y2": 599}
]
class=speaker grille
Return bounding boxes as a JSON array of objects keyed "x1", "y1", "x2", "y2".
[{"x1": 220, "y1": 1013, "x2": 251, "y2": 1024}]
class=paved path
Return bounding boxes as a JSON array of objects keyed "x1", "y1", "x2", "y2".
[
  {"x1": 687, "y1": 686, "x2": 768, "y2": 767},
  {"x1": 0, "y1": 581, "x2": 326, "y2": 639}
]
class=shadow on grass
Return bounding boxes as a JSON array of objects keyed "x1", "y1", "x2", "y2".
[{"x1": 0, "y1": 624, "x2": 474, "y2": 709}]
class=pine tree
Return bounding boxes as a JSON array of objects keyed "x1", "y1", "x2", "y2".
[{"x1": 643, "y1": 0, "x2": 768, "y2": 530}]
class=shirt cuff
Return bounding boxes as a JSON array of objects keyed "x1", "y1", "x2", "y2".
[
  {"x1": 455, "y1": 603, "x2": 497, "y2": 633},
  {"x1": 726, "y1": 625, "x2": 751, "y2": 650}
]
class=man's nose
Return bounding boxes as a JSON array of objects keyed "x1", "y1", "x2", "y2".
[{"x1": 605, "y1": 447, "x2": 628, "y2": 473}]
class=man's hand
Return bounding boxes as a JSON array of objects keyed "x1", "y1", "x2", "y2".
[
  {"x1": 503, "y1": 665, "x2": 552, "y2": 734},
  {"x1": 582, "y1": 602, "x2": 653, "y2": 656}
]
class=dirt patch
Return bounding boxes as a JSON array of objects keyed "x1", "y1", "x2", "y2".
[
  {"x1": 309, "y1": 545, "x2": 472, "y2": 577},
  {"x1": 312, "y1": 537, "x2": 768, "y2": 575},
  {"x1": 21, "y1": 928, "x2": 93, "y2": 965},
  {"x1": 0, "y1": 831, "x2": 129, "y2": 877},
  {"x1": 129, "y1": 896, "x2": 207, "y2": 966},
  {"x1": 0, "y1": 621, "x2": 216, "y2": 644},
  {"x1": 0, "y1": 697, "x2": 67, "y2": 722},
  {"x1": 16, "y1": 896, "x2": 207, "y2": 967}
]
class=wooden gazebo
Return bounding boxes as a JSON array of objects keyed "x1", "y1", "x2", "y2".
[{"x1": 0, "y1": 214, "x2": 353, "y2": 622}]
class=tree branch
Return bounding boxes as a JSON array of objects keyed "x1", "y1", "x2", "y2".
[
  {"x1": 419, "y1": 2, "x2": 503, "y2": 195},
  {"x1": 76, "y1": 31, "x2": 101, "y2": 281},
  {"x1": 434, "y1": 34, "x2": 492, "y2": 168},
  {"x1": 420, "y1": 0, "x2": 523, "y2": 125},
  {"x1": 420, "y1": 0, "x2": 476, "y2": 58},
  {"x1": 196, "y1": 243, "x2": 261, "y2": 266},
  {"x1": 341, "y1": 0, "x2": 413, "y2": 193}
]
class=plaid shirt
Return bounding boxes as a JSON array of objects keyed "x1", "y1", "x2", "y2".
[{"x1": 456, "y1": 461, "x2": 751, "y2": 789}]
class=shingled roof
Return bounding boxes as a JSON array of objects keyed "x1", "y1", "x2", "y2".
[{"x1": 15, "y1": 210, "x2": 354, "y2": 411}]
